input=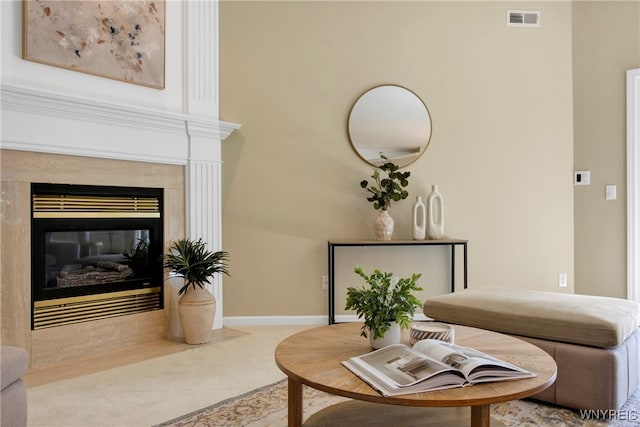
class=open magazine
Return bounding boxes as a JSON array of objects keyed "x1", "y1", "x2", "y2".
[{"x1": 342, "y1": 339, "x2": 535, "y2": 396}]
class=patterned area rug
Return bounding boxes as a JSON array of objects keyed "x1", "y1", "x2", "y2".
[{"x1": 156, "y1": 380, "x2": 640, "y2": 427}]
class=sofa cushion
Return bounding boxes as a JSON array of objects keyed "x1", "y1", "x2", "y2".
[
  {"x1": 1, "y1": 347, "x2": 29, "y2": 390},
  {"x1": 423, "y1": 288, "x2": 640, "y2": 348}
]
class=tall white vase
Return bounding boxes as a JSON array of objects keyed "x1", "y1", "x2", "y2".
[
  {"x1": 373, "y1": 209, "x2": 394, "y2": 240},
  {"x1": 412, "y1": 196, "x2": 426, "y2": 240},
  {"x1": 427, "y1": 185, "x2": 444, "y2": 239}
]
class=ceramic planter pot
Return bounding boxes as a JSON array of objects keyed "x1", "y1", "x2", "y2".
[
  {"x1": 178, "y1": 285, "x2": 216, "y2": 345},
  {"x1": 368, "y1": 321, "x2": 401, "y2": 349}
]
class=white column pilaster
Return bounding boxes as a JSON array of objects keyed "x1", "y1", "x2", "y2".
[
  {"x1": 184, "y1": 0, "x2": 227, "y2": 329},
  {"x1": 185, "y1": 0, "x2": 219, "y2": 118}
]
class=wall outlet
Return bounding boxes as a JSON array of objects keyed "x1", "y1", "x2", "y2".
[
  {"x1": 322, "y1": 275, "x2": 328, "y2": 290},
  {"x1": 558, "y1": 273, "x2": 568, "y2": 288}
]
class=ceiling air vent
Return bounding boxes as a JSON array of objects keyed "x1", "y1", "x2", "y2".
[{"x1": 507, "y1": 10, "x2": 540, "y2": 27}]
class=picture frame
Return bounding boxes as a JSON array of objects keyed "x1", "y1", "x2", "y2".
[{"x1": 22, "y1": 0, "x2": 166, "y2": 89}]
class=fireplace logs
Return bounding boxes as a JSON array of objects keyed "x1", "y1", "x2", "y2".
[{"x1": 57, "y1": 262, "x2": 135, "y2": 288}]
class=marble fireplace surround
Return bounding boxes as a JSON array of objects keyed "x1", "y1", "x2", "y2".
[{"x1": 1, "y1": 85, "x2": 239, "y2": 366}]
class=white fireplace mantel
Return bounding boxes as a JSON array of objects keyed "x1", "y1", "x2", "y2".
[
  {"x1": 1, "y1": 84, "x2": 239, "y2": 165},
  {"x1": 1, "y1": 84, "x2": 240, "y2": 331}
]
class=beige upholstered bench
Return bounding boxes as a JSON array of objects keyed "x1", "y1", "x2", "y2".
[{"x1": 423, "y1": 287, "x2": 640, "y2": 410}]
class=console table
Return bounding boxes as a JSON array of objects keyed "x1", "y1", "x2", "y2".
[{"x1": 327, "y1": 239, "x2": 468, "y2": 324}]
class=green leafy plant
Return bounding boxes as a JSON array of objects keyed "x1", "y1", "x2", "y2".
[
  {"x1": 360, "y1": 156, "x2": 411, "y2": 210},
  {"x1": 163, "y1": 238, "x2": 230, "y2": 296},
  {"x1": 345, "y1": 266, "x2": 423, "y2": 339}
]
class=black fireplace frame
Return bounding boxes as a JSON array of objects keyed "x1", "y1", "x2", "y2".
[{"x1": 30, "y1": 183, "x2": 164, "y2": 329}]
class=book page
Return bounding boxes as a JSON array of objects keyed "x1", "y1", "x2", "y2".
[
  {"x1": 356, "y1": 344, "x2": 459, "y2": 386},
  {"x1": 342, "y1": 358, "x2": 465, "y2": 396},
  {"x1": 412, "y1": 339, "x2": 532, "y2": 380}
]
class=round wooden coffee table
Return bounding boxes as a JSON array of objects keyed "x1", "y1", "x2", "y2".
[{"x1": 275, "y1": 323, "x2": 557, "y2": 427}]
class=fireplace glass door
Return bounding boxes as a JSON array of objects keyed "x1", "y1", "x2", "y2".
[{"x1": 43, "y1": 228, "x2": 153, "y2": 293}]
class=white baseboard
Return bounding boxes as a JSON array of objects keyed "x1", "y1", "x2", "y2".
[
  {"x1": 223, "y1": 313, "x2": 430, "y2": 327},
  {"x1": 334, "y1": 313, "x2": 430, "y2": 323},
  {"x1": 223, "y1": 315, "x2": 329, "y2": 326}
]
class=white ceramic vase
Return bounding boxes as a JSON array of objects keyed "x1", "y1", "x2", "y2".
[
  {"x1": 412, "y1": 196, "x2": 426, "y2": 240},
  {"x1": 369, "y1": 321, "x2": 402, "y2": 349},
  {"x1": 373, "y1": 209, "x2": 394, "y2": 240},
  {"x1": 427, "y1": 185, "x2": 444, "y2": 239}
]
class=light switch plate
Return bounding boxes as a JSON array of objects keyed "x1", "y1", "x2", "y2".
[{"x1": 606, "y1": 185, "x2": 617, "y2": 200}]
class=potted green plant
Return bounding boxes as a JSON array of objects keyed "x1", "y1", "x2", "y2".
[
  {"x1": 163, "y1": 238, "x2": 230, "y2": 344},
  {"x1": 345, "y1": 266, "x2": 423, "y2": 349},
  {"x1": 360, "y1": 155, "x2": 411, "y2": 240}
]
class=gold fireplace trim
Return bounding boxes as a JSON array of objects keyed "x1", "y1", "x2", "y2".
[
  {"x1": 32, "y1": 194, "x2": 160, "y2": 219},
  {"x1": 33, "y1": 287, "x2": 161, "y2": 329}
]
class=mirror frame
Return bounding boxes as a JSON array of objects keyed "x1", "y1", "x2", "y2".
[{"x1": 347, "y1": 84, "x2": 432, "y2": 168}]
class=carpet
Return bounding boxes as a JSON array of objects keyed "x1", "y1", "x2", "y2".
[{"x1": 156, "y1": 380, "x2": 640, "y2": 427}]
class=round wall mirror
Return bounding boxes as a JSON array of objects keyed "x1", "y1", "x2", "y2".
[{"x1": 348, "y1": 85, "x2": 432, "y2": 168}]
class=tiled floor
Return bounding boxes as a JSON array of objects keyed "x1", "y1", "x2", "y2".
[{"x1": 24, "y1": 325, "x2": 313, "y2": 427}]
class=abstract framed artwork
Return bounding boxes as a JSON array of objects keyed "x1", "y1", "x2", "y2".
[{"x1": 22, "y1": 0, "x2": 165, "y2": 89}]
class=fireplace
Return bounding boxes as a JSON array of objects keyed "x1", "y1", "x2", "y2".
[{"x1": 31, "y1": 183, "x2": 164, "y2": 330}]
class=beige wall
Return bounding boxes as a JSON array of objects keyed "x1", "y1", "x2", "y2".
[
  {"x1": 573, "y1": 1, "x2": 640, "y2": 298},
  {"x1": 220, "y1": 1, "x2": 575, "y2": 317}
]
